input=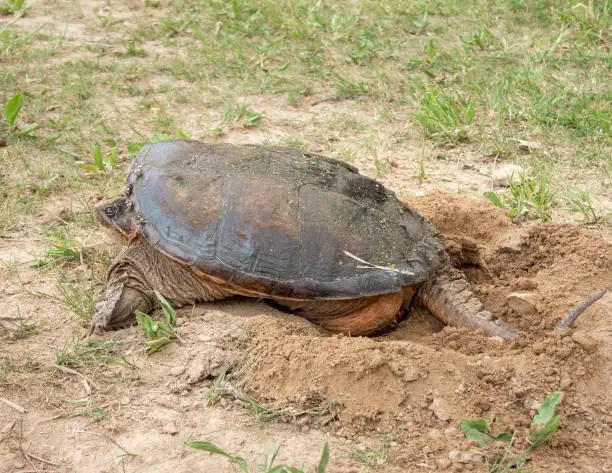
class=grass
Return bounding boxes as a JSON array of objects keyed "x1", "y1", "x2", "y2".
[
  {"x1": 0, "y1": 1, "x2": 609, "y2": 467},
  {"x1": 56, "y1": 339, "x2": 124, "y2": 369},
  {"x1": 135, "y1": 291, "x2": 177, "y2": 354},
  {"x1": 461, "y1": 392, "x2": 564, "y2": 472},
  {"x1": 349, "y1": 438, "x2": 390, "y2": 469},
  {"x1": 56, "y1": 277, "x2": 97, "y2": 321},
  {"x1": 565, "y1": 187, "x2": 601, "y2": 224},
  {"x1": 188, "y1": 439, "x2": 329, "y2": 473},
  {"x1": 34, "y1": 232, "x2": 83, "y2": 270},
  {"x1": 206, "y1": 358, "x2": 340, "y2": 424},
  {"x1": 0, "y1": 0, "x2": 30, "y2": 18},
  {"x1": 0, "y1": 1, "x2": 608, "y2": 223},
  {"x1": 485, "y1": 173, "x2": 554, "y2": 222},
  {"x1": 412, "y1": 86, "x2": 475, "y2": 143},
  {"x1": 0, "y1": 306, "x2": 38, "y2": 340}
]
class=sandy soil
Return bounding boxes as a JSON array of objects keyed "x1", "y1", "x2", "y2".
[
  {"x1": 1, "y1": 1, "x2": 611, "y2": 471},
  {"x1": 1, "y1": 191, "x2": 610, "y2": 473}
]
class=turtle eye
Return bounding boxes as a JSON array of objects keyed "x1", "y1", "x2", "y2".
[{"x1": 105, "y1": 207, "x2": 115, "y2": 218}]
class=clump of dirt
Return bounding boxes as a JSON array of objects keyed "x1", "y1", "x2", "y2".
[{"x1": 240, "y1": 192, "x2": 611, "y2": 471}]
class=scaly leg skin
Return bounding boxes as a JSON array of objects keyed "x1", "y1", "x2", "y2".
[
  {"x1": 275, "y1": 291, "x2": 407, "y2": 336},
  {"x1": 416, "y1": 267, "x2": 518, "y2": 340},
  {"x1": 89, "y1": 264, "x2": 155, "y2": 334},
  {"x1": 90, "y1": 238, "x2": 237, "y2": 334}
]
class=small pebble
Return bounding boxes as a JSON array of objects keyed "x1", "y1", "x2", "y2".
[
  {"x1": 162, "y1": 422, "x2": 179, "y2": 435},
  {"x1": 517, "y1": 139, "x2": 541, "y2": 152},
  {"x1": 571, "y1": 331, "x2": 598, "y2": 353},
  {"x1": 560, "y1": 375, "x2": 573, "y2": 389},
  {"x1": 492, "y1": 164, "x2": 525, "y2": 187},
  {"x1": 168, "y1": 366, "x2": 186, "y2": 377},
  {"x1": 448, "y1": 450, "x2": 461, "y2": 461},
  {"x1": 505, "y1": 292, "x2": 537, "y2": 316}
]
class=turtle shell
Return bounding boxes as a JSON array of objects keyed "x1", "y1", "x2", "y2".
[{"x1": 126, "y1": 141, "x2": 444, "y2": 300}]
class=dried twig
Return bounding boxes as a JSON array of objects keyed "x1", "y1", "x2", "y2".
[
  {"x1": 0, "y1": 397, "x2": 26, "y2": 413},
  {"x1": 0, "y1": 419, "x2": 16, "y2": 442},
  {"x1": 54, "y1": 365, "x2": 93, "y2": 395},
  {"x1": 23, "y1": 452, "x2": 61, "y2": 467},
  {"x1": 556, "y1": 287, "x2": 609, "y2": 330},
  {"x1": 73, "y1": 430, "x2": 136, "y2": 457}
]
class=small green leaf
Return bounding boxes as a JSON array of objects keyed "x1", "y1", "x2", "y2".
[
  {"x1": 75, "y1": 162, "x2": 100, "y2": 173},
  {"x1": 135, "y1": 310, "x2": 154, "y2": 337},
  {"x1": 127, "y1": 141, "x2": 145, "y2": 156},
  {"x1": 150, "y1": 132, "x2": 170, "y2": 142},
  {"x1": 285, "y1": 468, "x2": 304, "y2": 473},
  {"x1": 92, "y1": 145, "x2": 104, "y2": 171},
  {"x1": 5, "y1": 92, "x2": 23, "y2": 128},
  {"x1": 426, "y1": 39, "x2": 436, "y2": 59},
  {"x1": 532, "y1": 392, "x2": 563, "y2": 428},
  {"x1": 266, "y1": 466, "x2": 286, "y2": 473},
  {"x1": 317, "y1": 442, "x2": 329, "y2": 473},
  {"x1": 484, "y1": 191, "x2": 504, "y2": 208},
  {"x1": 461, "y1": 419, "x2": 492, "y2": 448},
  {"x1": 154, "y1": 290, "x2": 176, "y2": 327},
  {"x1": 13, "y1": 122, "x2": 39, "y2": 136},
  {"x1": 106, "y1": 148, "x2": 117, "y2": 170},
  {"x1": 155, "y1": 323, "x2": 174, "y2": 339},
  {"x1": 460, "y1": 419, "x2": 512, "y2": 448},
  {"x1": 529, "y1": 414, "x2": 561, "y2": 448},
  {"x1": 187, "y1": 441, "x2": 249, "y2": 472},
  {"x1": 495, "y1": 431, "x2": 513, "y2": 442},
  {"x1": 143, "y1": 336, "x2": 172, "y2": 354},
  {"x1": 177, "y1": 127, "x2": 191, "y2": 139}
]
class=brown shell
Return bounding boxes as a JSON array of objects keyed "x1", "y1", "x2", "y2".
[{"x1": 126, "y1": 141, "x2": 444, "y2": 300}]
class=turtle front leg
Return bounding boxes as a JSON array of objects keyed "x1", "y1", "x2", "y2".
[
  {"x1": 91, "y1": 237, "x2": 238, "y2": 333},
  {"x1": 90, "y1": 262, "x2": 155, "y2": 334},
  {"x1": 416, "y1": 267, "x2": 518, "y2": 340}
]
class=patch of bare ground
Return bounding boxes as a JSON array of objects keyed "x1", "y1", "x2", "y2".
[{"x1": 1, "y1": 193, "x2": 610, "y2": 473}]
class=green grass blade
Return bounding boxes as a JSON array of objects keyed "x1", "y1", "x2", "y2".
[
  {"x1": 316, "y1": 442, "x2": 329, "y2": 473},
  {"x1": 187, "y1": 441, "x2": 249, "y2": 472},
  {"x1": 92, "y1": 145, "x2": 104, "y2": 171}
]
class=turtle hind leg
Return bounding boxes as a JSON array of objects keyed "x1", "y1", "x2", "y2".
[
  {"x1": 416, "y1": 267, "x2": 518, "y2": 340},
  {"x1": 273, "y1": 292, "x2": 405, "y2": 336}
]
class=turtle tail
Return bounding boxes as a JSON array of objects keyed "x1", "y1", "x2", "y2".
[{"x1": 416, "y1": 267, "x2": 518, "y2": 340}]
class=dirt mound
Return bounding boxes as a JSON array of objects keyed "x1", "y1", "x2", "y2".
[{"x1": 240, "y1": 193, "x2": 611, "y2": 471}]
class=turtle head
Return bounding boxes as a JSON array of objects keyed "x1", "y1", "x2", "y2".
[{"x1": 95, "y1": 198, "x2": 135, "y2": 238}]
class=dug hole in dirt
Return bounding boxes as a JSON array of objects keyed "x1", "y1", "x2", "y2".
[
  {"x1": 0, "y1": 192, "x2": 610, "y2": 473},
  {"x1": 239, "y1": 192, "x2": 611, "y2": 472}
]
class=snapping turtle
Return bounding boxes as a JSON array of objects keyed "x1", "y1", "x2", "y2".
[{"x1": 92, "y1": 140, "x2": 517, "y2": 339}]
